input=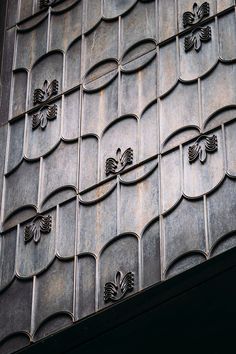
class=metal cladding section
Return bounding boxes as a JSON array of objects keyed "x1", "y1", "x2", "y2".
[{"x1": 0, "y1": 0, "x2": 236, "y2": 352}]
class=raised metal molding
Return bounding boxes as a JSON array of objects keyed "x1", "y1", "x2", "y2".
[
  {"x1": 105, "y1": 148, "x2": 133, "y2": 176},
  {"x1": 104, "y1": 271, "x2": 134, "y2": 303},
  {"x1": 32, "y1": 104, "x2": 57, "y2": 130},
  {"x1": 183, "y1": 2, "x2": 210, "y2": 28},
  {"x1": 39, "y1": 0, "x2": 56, "y2": 8},
  {"x1": 184, "y1": 26, "x2": 212, "y2": 52},
  {"x1": 24, "y1": 215, "x2": 52, "y2": 244},
  {"x1": 33, "y1": 79, "x2": 59, "y2": 105},
  {"x1": 188, "y1": 134, "x2": 218, "y2": 164}
]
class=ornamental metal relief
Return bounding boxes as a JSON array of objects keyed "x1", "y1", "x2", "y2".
[
  {"x1": 188, "y1": 134, "x2": 218, "y2": 164},
  {"x1": 183, "y1": 2, "x2": 210, "y2": 27},
  {"x1": 104, "y1": 271, "x2": 134, "y2": 303},
  {"x1": 39, "y1": 0, "x2": 56, "y2": 9},
  {"x1": 183, "y1": 2, "x2": 211, "y2": 52},
  {"x1": 105, "y1": 148, "x2": 133, "y2": 176},
  {"x1": 32, "y1": 104, "x2": 57, "y2": 130},
  {"x1": 32, "y1": 79, "x2": 59, "y2": 130},
  {"x1": 184, "y1": 26, "x2": 211, "y2": 52},
  {"x1": 33, "y1": 80, "x2": 58, "y2": 105},
  {"x1": 24, "y1": 215, "x2": 52, "y2": 244}
]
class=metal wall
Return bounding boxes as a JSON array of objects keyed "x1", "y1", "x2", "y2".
[{"x1": 0, "y1": 0, "x2": 236, "y2": 353}]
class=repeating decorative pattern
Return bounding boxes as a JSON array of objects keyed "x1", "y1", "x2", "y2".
[
  {"x1": 183, "y1": 2, "x2": 210, "y2": 27},
  {"x1": 24, "y1": 215, "x2": 52, "y2": 243},
  {"x1": 0, "y1": 0, "x2": 236, "y2": 352},
  {"x1": 104, "y1": 271, "x2": 135, "y2": 303},
  {"x1": 105, "y1": 148, "x2": 133, "y2": 176},
  {"x1": 32, "y1": 104, "x2": 57, "y2": 130},
  {"x1": 188, "y1": 135, "x2": 218, "y2": 163},
  {"x1": 33, "y1": 80, "x2": 59, "y2": 105}
]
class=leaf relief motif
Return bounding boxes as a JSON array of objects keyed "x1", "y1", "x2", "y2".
[
  {"x1": 184, "y1": 26, "x2": 212, "y2": 52},
  {"x1": 104, "y1": 271, "x2": 134, "y2": 303},
  {"x1": 32, "y1": 104, "x2": 57, "y2": 130},
  {"x1": 105, "y1": 148, "x2": 133, "y2": 176},
  {"x1": 24, "y1": 215, "x2": 52, "y2": 244},
  {"x1": 183, "y1": 2, "x2": 210, "y2": 28},
  {"x1": 33, "y1": 79, "x2": 59, "y2": 105},
  {"x1": 188, "y1": 134, "x2": 218, "y2": 164}
]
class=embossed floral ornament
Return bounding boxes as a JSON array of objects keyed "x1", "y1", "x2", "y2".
[
  {"x1": 184, "y1": 26, "x2": 211, "y2": 52},
  {"x1": 183, "y1": 2, "x2": 211, "y2": 52},
  {"x1": 183, "y1": 2, "x2": 210, "y2": 28},
  {"x1": 24, "y1": 215, "x2": 52, "y2": 244},
  {"x1": 33, "y1": 79, "x2": 58, "y2": 105},
  {"x1": 188, "y1": 134, "x2": 218, "y2": 164},
  {"x1": 105, "y1": 148, "x2": 133, "y2": 176},
  {"x1": 32, "y1": 104, "x2": 57, "y2": 130},
  {"x1": 104, "y1": 271, "x2": 134, "y2": 303}
]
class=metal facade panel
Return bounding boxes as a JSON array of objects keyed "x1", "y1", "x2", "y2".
[{"x1": 0, "y1": 0, "x2": 236, "y2": 352}]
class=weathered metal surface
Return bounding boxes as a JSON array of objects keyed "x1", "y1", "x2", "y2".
[{"x1": 0, "y1": 0, "x2": 236, "y2": 352}]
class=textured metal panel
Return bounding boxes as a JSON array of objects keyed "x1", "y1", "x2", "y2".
[
  {"x1": 19, "y1": 0, "x2": 34, "y2": 22},
  {"x1": 40, "y1": 141, "x2": 78, "y2": 206},
  {"x1": 0, "y1": 28, "x2": 15, "y2": 125},
  {"x1": 225, "y1": 120, "x2": 236, "y2": 175},
  {"x1": 159, "y1": 0, "x2": 176, "y2": 41},
  {"x1": 207, "y1": 177, "x2": 236, "y2": 251},
  {"x1": 0, "y1": 124, "x2": 8, "y2": 219},
  {"x1": 7, "y1": 117, "x2": 25, "y2": 173},
  {"x1": 50, "y1": 1, "x2": 82, "y2": 52},
  {"x1": 0, "y1": 228, "x2": 17, "y2": 291},
  {"x1": 159, "y1": 39, "x2": 178, "y2": 96},
  {"x1": 121, "y1": 1, "x2": 156, "y2": 54},
  {"x1": 120, "y1": 163, "x2": 159, "y2": 235},
  {"x1": 160, "y1": 149, "x2": 182, "y2": 213},
  {"x1": 99, "y1": 234, "x2": 139, "y2": 309},
  {"x1": 219, "y1": 11, "x2": 236, "y2": 60},
  {"x1": 0, "y1": 334, "x2": 30, "y2": 354},
  {"x1": 65, "y1": 39, "x2": 81, "y2": 90},
  {"x1": 1, "y1": 1, "x2": 236, "y2": 351},
  {"x1": 15, "y1": 14, "x2": 48, "y2": 70},
  {"x1": 3, "y1": 160, "x2": 40, "y2": 223},
  {"x1": 121, "y1": 57, "x2": 157, "y2": 116},
  {"x1": 57, "y1": 198, "x2": 77, "y2": 258},
  {"x1": 160, "y1": 81, "x2": 199, "y2": 148},
  {"x1": 33, "y1": 258, "x2": 74, "y2": 336},
  {"x1": 16, "y1": 209, "x2": 56, "y2": 277},
  {"x1": 141, "y1": 219, "x2": 160, "y2": 288},
  {"x1": 11, "y1": 70, "x2": 28, "y2": 118},
  {"x1": 79, "y1": 183, "x2": 117, "y2": 255},
  {"x1": 164, "y1": 198, "x2": 206, "y2": 270},
  {"x1": 0, "y1": 278, "x2": 32, "y2": 341},
  {"x1": 83, "y1": 20, "x2": 119, "y2": 76},
  {"x1": 201, "y1": 63, "x2": 236, "y2": 127},
  {"x1": 76, "y1": 255, "x2": 96, "y2": 319}
]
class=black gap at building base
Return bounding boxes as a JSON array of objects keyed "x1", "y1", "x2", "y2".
[{"x1": 18, "y1": 247, "x2": 236, "y2": 354}]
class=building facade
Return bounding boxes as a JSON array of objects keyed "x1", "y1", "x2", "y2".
[{"x1": 0, "y1": 0, "x2": 236, "y2": 353}]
